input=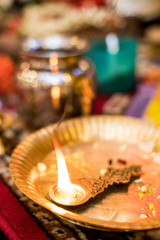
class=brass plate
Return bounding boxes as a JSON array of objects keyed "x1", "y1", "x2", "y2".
[{"x1": 10, "y1": 116, "x2": 160, "y2": 231}]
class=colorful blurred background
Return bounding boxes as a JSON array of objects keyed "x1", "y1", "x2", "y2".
[{"x1": 0, "y1": 0, "x2": 160, "y2": 152}]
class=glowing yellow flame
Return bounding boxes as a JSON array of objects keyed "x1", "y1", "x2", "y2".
[
  {"x1": 49, "y1": 53, "x2": 58, "y2": 72},
  {"x1": 53, "y1": 136, "x2": 73, "y2": 192},
  {"x1": 51, "y1": 86, "x2": 61, "y2": 110},
  {"x1": 51, "y1": 86, "x2": 60, "y2": 99}
]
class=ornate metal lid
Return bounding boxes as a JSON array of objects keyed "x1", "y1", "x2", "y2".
[{"x1": 20, "y1": 35, "x2": 90, "y2": 58}]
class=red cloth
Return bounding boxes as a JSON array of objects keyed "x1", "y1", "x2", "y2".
[
  {"x1": 0, "y1": 54, "x2": 15, "y2": 95},
  {"x1": 43, "y1": 0, "x2": 106, "y2": 7},
  {"x1": 92, "y1": 95, "x2": 109, "y2": 114},
  {"x1": 68, "y1": 0, "x2": 106, "y2": 7},
  {"x1": 0, "y1": 180, "x2": 50, "y2": 240}
]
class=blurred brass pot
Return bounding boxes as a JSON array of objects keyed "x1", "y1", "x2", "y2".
[{"x1": 16, "y1": 35, "x2": 96, "y2": 128}]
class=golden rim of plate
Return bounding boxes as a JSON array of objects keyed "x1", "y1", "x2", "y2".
[{"x1": 10, "y1": 115, "x2": 160, "y2": 231}]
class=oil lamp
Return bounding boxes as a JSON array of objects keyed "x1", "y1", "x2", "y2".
[{"x1": 49, "y1": 136, "x2": 90, "y2": 206}]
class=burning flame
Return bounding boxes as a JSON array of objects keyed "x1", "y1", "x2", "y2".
[
  {"x1": 51, "y1": 86, "x2": 61, "y2": 110},
  {"x1": 49, "y1": 53, "x2": 58, "y2": 72},
  {"x1": 51, "y1": 86, "x2": 60, "y2": 99},
  {"x1": 53, "y1": 136, "x2": 73, "y2": 192}
]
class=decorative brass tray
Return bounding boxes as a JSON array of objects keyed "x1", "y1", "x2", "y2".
[{"x1": 10, "y1": 116, "x2": 160, "y2": 231}]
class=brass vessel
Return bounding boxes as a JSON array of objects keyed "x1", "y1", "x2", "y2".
[{"x1": 16, "y1": 35, "x2": 96, "y2": 128}]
